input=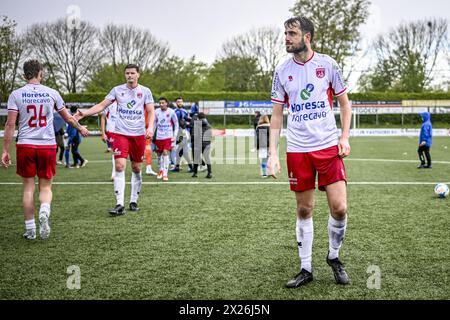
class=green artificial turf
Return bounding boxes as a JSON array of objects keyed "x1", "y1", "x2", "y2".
[{"x1": 0, "y1": 136, "x2": 449, "y2": 299}]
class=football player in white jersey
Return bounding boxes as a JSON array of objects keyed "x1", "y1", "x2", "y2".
[
  {"x1": 153, "y1": 97, "x2": 179, "y2": 181},
  {"x1": 75, "y1": 64, "x2": 155, "y2": 215},
  {"x1": 1, "y1": 60, "x2": 89, "y2": 240},
  {"x1": 267, "y1": 17, "x2": 352, "y2": 287},
  {"x1": 100, "y1": 102, "x2": 117, "y2": 180}
]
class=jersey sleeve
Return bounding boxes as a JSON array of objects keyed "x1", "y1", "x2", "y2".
[
  {"x1": 7, "y1": 92, "x2": 18, "y2": 112},
  {"x1": 271, "y1": 69, "x2": 287, "y2": 104},
  {"x1": 144, "y1": 88, "x2": 154, "y2": 105},
  {"x1": 330, "y1": 59, "x2": 347, "y2": 97},
  {"x1": 105, "y1": 87, "x2": 116, "y2": 102},
  {"x1": 53, "y1": 91, "x2": 65, "y2": 111}
]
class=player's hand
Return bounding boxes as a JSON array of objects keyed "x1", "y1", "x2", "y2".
[
  {"x1": 74, "y1": 109, "x2": 84, "y2": 121},
  {"x1": 146, "y1": 127, "x2": 154, "y2": 140},
  {"x1": 1, "y1": 151, "x2": 11, "y2": 168},
  {"x1": 338, "y1": 137, "x2": 351, "y2": 158},
  {"x1": 101, "y1": 133, "x2": 108, "y2": 143},
  {"x1": 267, "y1": 153, "x2": 281, "y2": 179},
  {"x1": 420, "y1": 141, "x2": 426, "y2": 147},
  {"x1": 79, "y1": 126, "x2": 89, "y2": 137}
]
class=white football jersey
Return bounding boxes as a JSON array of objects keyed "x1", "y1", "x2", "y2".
[
  {"x1": 103, "y1": 103, "x2": 117, "y2": 133},
  {"x1": 105, "y1": 84, "x2": 153, "y2": 136},
  {"x1": 154, "y1": 108, "x2": 179, "y2": 140},
  {"x1": 7, "y1": 83, "x2": 65, "y2": 146},
  {"x1": 271, "y1": 52, "x2": 347, "y2": 152}
]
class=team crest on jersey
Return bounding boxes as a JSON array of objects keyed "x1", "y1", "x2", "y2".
[
  {"x1": 316, "y1": 68, "x2": 325, "y2": 78},
  {"x1": 137, "y1": 92, "x2": 142, "y2": 99},
  {"x1": 288, "y1": 75, "x2": 293, "y2": 82}
]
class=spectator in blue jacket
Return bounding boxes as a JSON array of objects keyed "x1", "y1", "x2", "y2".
[
  {"x1": 417, "y1": 111, "x2": 432, "y2": 169},
  {"x1": 190, "y1": 102, "x2": 199, "y2": 117},
  {"x1": 67, "y1": 106, "x2": 88, "y2": 168}
]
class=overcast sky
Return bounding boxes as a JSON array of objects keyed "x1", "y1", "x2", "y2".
[
  {"x1": 2, "y1": 0, "x2": 449, "y2": 63},
  {"x1": 1, "y1": 0, "x2": 450, "y2": 89}
]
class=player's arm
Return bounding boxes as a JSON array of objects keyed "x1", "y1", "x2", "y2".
[
  {"x1": 1, "y1": 111, "x2": 18, "y2": 168},
  {"x1": 172, "y1": 113, "x2": 179, "y2": 142},
  {"x1": 337, "y1": 93, "x2": 351, "y2": 158},
  {"x1": 267, "y1": 103, "x2": 283, "y2": 178},
  {"x1": 76, "y1": 99, "x2": 112, "y2": 120},
  {"x1": 100, "y1": 113, "x2": 108, "y2": 143},
  {"x1": 145, "y1": 102, "x2": 155, "y2": 139},
  {"x1": 59, "y1": 108, "x2": 89, "y2": 137}
]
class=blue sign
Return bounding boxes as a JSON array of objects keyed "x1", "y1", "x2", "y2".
[{"x1": 225, "y1": 101, "x2": 272, "y2": 108}]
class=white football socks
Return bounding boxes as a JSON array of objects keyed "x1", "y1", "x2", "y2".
[
  {"x1": 163, "y1": 155, "x2": 170, "y2": 176},
  {"x1": 114, "y1": 171, "x2": 125, "y2": 206},
  {"x1": 328, "y1": 215, "x2": 347, "y2": 260},
  {"x1": 25, "y1": 219, "x2": 36, "y2": 231},
  {"x1": 130, "y1": 171, "x2": 142, "y2": 203},
  {"x1": 39, "y1": 203, "x2": 51, "y2": 218},
  {"x1": 111, "y1": 155, "x2": 116, "y2": 177},
  {"x1": 296, "y1": 217, "x2": 314, "y2": 273}
]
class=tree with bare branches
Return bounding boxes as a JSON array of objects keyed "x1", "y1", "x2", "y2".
[
  {"x1": 24, "y1": 19, "x2": 101, "y2": 93},
  {"x1": 359, "y1": 18, "x2": 449, "y2": 92},
  {"x1": 220, "y1": 26, "x2": 286, "y2": 75},
  {"x1": 290, "y1": 0, "x2": 370, "y2": 78},
  {"x1": 99, "y1": 24, "x2": 170, "y2": 72}
]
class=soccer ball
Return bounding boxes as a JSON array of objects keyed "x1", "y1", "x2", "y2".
[{"x1": 434, "y1": 183, "x2": 449, "y2": 198}]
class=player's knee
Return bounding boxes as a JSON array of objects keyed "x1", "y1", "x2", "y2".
[
  {"x1": 331, "y1": 202, "x2": 347, "y2": 218},
  {"x1": 116, "y1": 163, "x2": 125, "y2": 172},
  {"x1": 297, "y1": 206, "x2": 313, "y2": 219}
]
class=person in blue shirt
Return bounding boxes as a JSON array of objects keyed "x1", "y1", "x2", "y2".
[
  {"x1": 417, "y1": 111, "x2": 432, "y2": 169},
  {"x1": 190, "y1": 101, "x2": 199, "y2": 117},
  {"x1": 172, "y1": 97, "x2": 193, "y2": 172},
  {"x1": 53, "y1": 111, "x2": 66, "y2": 165},
  {"x1": 67, "y1": 106, "x2": 88, "y2": 168}
]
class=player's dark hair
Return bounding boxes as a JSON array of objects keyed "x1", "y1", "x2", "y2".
[
  {"x1": 125, "y1": 64, "x2": 140, "y2": 73},
  {"x1": 176, "y1": 96, "x2": 183, "y2": 101},
  {"x1": 198, "y1": 112, "x2": 206, "y2": 119},
  {"x1": 284, "y1": 16, "x2": 315, "y2": 42},
  {"x1": 23, "y1": 60, "x2": 43, "y2": 80},
  {"x1": 158, "y1": 97, "x2": 169, "y2": 103}
]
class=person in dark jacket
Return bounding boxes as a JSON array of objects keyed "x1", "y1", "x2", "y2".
[
  {"x1": 190, "y1": 112, "x2": 212, "y2": 178},
  {"x1": 53, "y1": 111, "x2": 66, "y2": 165},
  {"x1": 256, "y1": 115, "x2": 270, "y2": 177},
  {"x1": 252, "y1": 111, "x2": 262, "y2": 152},
  {"x1": 67, "y1": 106, "x2": 88, "y2": 168},
  {"x1": 417, "y1": 111, "x2": 432, "y2": 169}
]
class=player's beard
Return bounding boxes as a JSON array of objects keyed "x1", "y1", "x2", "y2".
[{"x1": 286, "y1": 39, "x2": 307, "y2": 54}]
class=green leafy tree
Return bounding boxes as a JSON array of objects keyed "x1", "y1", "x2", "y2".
[
  {"x1": 202, "y1": 56, "x2": 263, "y2": 92},
  {"x1": 290, "y1": 0, "x2": 370, "y2": 77},
  {"x1": 0, "y1": 16, "x2": 23, "y2": 101}
]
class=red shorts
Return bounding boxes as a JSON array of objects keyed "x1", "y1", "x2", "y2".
[
  {"x1": 286, "y1": 145, "x2": 347, "y2": 192},
  {"x1": 155, "y1": 138, "x2": 172, "y2": 153},
  {"x1": 111, "y1": 133, "x2": 146, "y2": 162},
  {"x1": 16, "y1": 145, "x2": 57, "y2": 180},
  {"x1": 106, "y1": 131, "x2": 115, "y2": 141}
]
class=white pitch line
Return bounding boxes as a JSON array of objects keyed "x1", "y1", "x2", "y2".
[
  {"x1": 0, "y1": 181, "x2": 448, "y2": 186},
  {"x1": 2, "y1": 157, "x2": 450, "y2": 165}
]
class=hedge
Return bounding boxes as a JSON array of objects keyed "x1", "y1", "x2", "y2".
[{"x1": 60, "y1": 91, "x2": 450, "y2": 103}]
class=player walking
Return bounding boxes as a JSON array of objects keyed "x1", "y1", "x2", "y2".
[
  {"x1": 2, "y1": 60, "x2": 89, "y2": 239},
  {"x1": 76, "y1": 64, "x2": 155, "y2": 215},
  {"x1": 268, "y1": 17, "x2": 352, "y2": 287},
  {"x1": 153, "y1": 97, "x2": 179, "y2": 182}
]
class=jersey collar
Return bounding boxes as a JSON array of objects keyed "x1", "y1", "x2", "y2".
[{"x1": 293, "y1": 51, "x2": 315, "y2": 66}]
